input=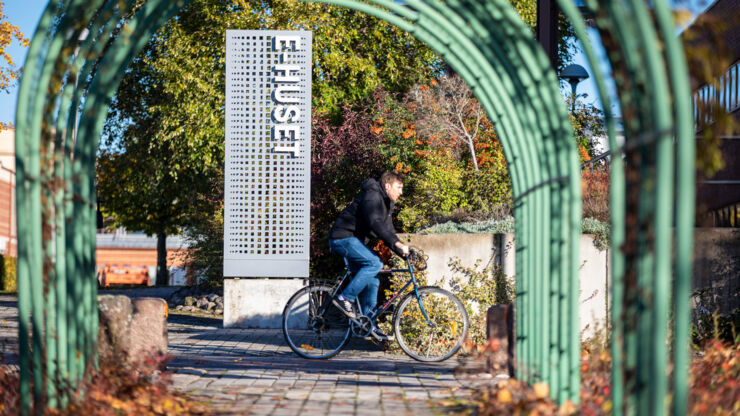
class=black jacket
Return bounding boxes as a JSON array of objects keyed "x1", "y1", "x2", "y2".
[{"x1": 329, "y1": 178, "x2": 402, "y2": 254}]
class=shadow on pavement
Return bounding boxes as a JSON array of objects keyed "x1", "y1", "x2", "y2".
[
  {"x1": 167, "y1": 353, "x2": 456, "y2": 380},
  {"x1": 168, "y1": 313, "x2": 224, "y2": 328}
]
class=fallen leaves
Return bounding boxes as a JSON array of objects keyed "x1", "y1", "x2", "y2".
[
  {"x1": 474, "y1": 379, "x2": 559, "y2": 416},
  {"x1": 689, "y1": 340, "x2": 740, "y2": 416}
]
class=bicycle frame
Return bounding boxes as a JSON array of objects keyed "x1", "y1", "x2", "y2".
[{"x1": 324, "y1": 256, "x2": 433, "y2": 326}]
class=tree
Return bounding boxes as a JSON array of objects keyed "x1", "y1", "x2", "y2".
[
  {"x1": 99, "y1": 0, "x2": 443, "y2": 284},
  {"x1": 0, "y1": 1, "x2": 28, "y2": 128},
  {"x1": 99, "y1": 39, "x2": 219, "y2": 285},
  {"x1": 508, "y1": 0, "x2": 576, "y2": 73},
  {"x1": 97, "y1": 146, "x2": 209, "y2": 285},
  {"x1": 408, "y1": 75, "x2": 486, "y2": 171},
  {"x1": 567, "y1": 94, "x2": 606, "y2": 162}
]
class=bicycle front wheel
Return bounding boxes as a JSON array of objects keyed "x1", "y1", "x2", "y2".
[
  {"x1": 393, "y1": 286, "x2": 469, "y2": 362},
  {"x1": 282, "y1": 285, "x2": 351, "y2": 359}
]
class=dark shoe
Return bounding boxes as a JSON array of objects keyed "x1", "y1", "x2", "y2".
[
  {"x1": 332, "y1": 296, "x2": 357, "y2": 319},
  {"x1": 370, "y1": 326, "x2": 393, "y2": 342}
]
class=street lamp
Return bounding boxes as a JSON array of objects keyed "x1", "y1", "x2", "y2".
[{"x1": 560, "y1": 63, "x2": 589, "y2": 113}]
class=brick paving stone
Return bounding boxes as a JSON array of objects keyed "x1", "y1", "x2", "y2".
[{"x1": 0, "y1": 295, "x2": 480, "y2": 415}]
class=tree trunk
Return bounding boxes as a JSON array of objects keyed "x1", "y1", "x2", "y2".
[{"x1": 155, "y1": 220, "x2": 168, "y2": 286}]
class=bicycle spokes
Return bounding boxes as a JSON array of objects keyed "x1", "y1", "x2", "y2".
[{"x1": 394, "y1": 287, "x2": 468, "y2": 362}]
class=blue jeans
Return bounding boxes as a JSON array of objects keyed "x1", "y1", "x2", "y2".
[{"x1": 329, "y1": 237, "x2": 383, "y2": 316}]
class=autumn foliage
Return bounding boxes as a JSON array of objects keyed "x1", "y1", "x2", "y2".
[
  {"x1": 688, "y1": 340, "x2": 740, "y2": 416},
  {"x1": 468, "y1": 338, "x2": 740, "y2": 415},
  {"x1": 0, "y1": 1, "x2": 28, "y2": 94},
  {"x1": 1, "y1": 352, "x2": 210, "y2": 415},
  {"x1": 581, "y1": 168, "x2": 610, "y2": 223}
]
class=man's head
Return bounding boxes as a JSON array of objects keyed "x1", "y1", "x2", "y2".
[{"x1": 380, "y1": 171, "x2": 404, "y2": 202}]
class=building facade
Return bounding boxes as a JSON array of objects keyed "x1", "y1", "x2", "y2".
[
  {"x1": 0, "y1": 128, "x2": 16, "y2": 256},
  {"x1": 0, "y1": 128, "x2": 189, "y2": 284},
  {"x1": 684, "y1": 0, "x2": 740, "y2": 226}
]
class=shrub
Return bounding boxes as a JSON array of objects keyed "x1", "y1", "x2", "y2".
[
  {"x1": 690, "y1": 297, "x2": 740, "y2": 347},
  {"x1": 581, "y1": 217, "x2": 610, "y2": 251},
  {"x1": 462, "y1": 160, "x2": 511, "y2": 215},
  {"x1": 446, "y1": 257, "x2": 513, "y2": 345},
  {"x1": 0, "y1": 255, "x2": 16, "y2": 292},
  {"x1": 0, "y1": 351, "x2": 210, "y2": 415},
  {"x1": 689, "y1": 339, "x2": 740, "y2": 416},
  {"x1": 582, "y1": 169, "x2": 610, "y2": 222},
  {"x1": 397, "y1": 151, "x2": 470, "y2": 232},
  {"x1": 419, "y1": 216, "x2": 515, "y2": 234},
  {"x1": 464, "y1": 334, "x2": 740, "y2": 415},
  {"x1": 0, "y1": 352, "x2": 20, "y2": 414},
  {"x1": 184, "y1": 173, "x2": 224, "y2": 287},
  {"x1": 310, "y1": 109, "x2": 390, "y2": 281},
  {"x1": 420, "y1": 216, "x2": 611, "y2": 252}
]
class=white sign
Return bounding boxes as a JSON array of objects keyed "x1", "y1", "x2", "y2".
[{"x1": 224, "y1": 30, "x2": 312, "y2": 277}]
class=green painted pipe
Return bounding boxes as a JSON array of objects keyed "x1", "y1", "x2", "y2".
[{"x1": 652, "y1": 0, "x2": 694, "y2": 413}]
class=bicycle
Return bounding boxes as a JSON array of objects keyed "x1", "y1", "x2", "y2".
[{"x1": 281, "y1": 248, "x2": 469, "y2": 362}]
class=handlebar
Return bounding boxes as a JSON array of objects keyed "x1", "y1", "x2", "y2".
[{"x1": 405, "y1": 247, "x2": 428, "y2": 271}]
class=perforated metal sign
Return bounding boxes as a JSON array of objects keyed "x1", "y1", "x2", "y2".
[{"x1": 224, "y1": 30, "x2": 312, "y2": 277}]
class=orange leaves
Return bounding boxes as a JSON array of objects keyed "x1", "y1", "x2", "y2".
[
  {"x1": 473, "y1": 379, "x2": 560, "y2": 416},
  {"x1": 689, "y1": 340, "x2": 740, "y2": 416},
  {"x1": 496, "y1": 388, "x2": 513, "y2": 403},
  {"x1": 402, "y1": 127, "x2": 416, "y2": 139},
  {"x1": 0, "y1": 1, "x2": 29, "y2": 94},
  {"x1": 532, "y1": 382, "x2": 550, "y2": 399},
  {"x1": 372, "y1": 240, "x2": 393, "y2": 264},
  {"x1": 394, "y1": 161, "x2": 411, "y2": 174},
  {"x1": 578, "y1": 144, "x2": 591, "y2": 162},
  {"x1": 581, "y1": 169, "x2": 610, "y2": 222},
  {"x1": 370, "y1": 117, "x2": 386, "y2": 135}
]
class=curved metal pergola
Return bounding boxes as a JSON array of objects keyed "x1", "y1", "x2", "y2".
[{"x1": 14, "y1": 0, "x2": 694, "y2": 414}]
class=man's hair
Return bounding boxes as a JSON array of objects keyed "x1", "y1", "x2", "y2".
[{"x1": 380, "y1": 171, "x2": 404, "y2": 188}]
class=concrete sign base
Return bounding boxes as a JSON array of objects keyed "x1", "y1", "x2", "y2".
[{"x1": 224, "y1": 278, "x2": 306, "y2": 328}]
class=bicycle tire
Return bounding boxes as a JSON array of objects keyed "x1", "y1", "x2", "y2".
[
  {"x1": 282, "y1": 284, "x2": 352, "y2": 359},
  {"x1": 393, "y1": 286, "x2": 469, "y2": 362}
]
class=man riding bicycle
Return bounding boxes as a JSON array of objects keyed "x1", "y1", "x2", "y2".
[{"x1": 328, "y1": 171, "x2": 410, "y2": 341}]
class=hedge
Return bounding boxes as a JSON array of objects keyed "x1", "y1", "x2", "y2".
[{"x1": 0, "y1": 254, "x2": 17, "y2": 292}]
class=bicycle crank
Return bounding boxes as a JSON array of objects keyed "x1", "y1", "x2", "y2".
[{"x1": 350, "y1": 315, "x2": 373, "y2": 338}]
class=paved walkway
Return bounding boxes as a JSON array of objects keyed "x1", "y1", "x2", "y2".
[{"x1": 1, "y1": 295, "x2": 479, "y2": 415}]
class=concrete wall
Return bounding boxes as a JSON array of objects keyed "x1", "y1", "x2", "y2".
[
  {"x1": 400, "y1": 233, "x2": 610, "y2": 338},
  {"x1": 222, "y1": 230, "x2": 736, "y2": 333}
]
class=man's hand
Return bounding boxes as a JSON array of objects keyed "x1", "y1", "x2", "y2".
[{"x1": 395, "y1": 242, "x2": 410, "y2": 257}]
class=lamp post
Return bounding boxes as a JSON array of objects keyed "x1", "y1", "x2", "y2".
[{"x1": 560, "y1": 63, "x2": 589, "y2": 113}]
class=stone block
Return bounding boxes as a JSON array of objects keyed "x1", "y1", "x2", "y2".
[
  {"x1": 129, "y1": 297, "x2": 168, "y2": 359},
  {"x1": 224, "y1": 278, "x2": 306, "y2": 328},
  {"x1": 98, "y1": 295, "x2": 133, "y2": 358},
  {"x1": 97, "y1": 295, "x2": 168, "y2": 364}
]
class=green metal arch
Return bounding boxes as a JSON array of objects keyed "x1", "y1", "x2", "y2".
[{"x1": 14, "y1": 0, "x2": 694, "y2": 414}]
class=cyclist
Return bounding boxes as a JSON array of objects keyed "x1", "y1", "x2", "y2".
[{"x1": 328, "y1": 171, "x2": 410, "y2": 341}]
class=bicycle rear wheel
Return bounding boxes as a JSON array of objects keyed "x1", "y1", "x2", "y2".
[
  {"x1": 393, "y1": 286, "x2": 469, "y2": 362},
  {"x1": 282, "y1": 285, "x2": 352, "y2": 359}
]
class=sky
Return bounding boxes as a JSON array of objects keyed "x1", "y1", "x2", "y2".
[
  {"x1": 1, "y1": 0, "x2": 47, "y2": 124},
  {"x1": 0, "y1": 0, "x2": 714, "y2": 127}
]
